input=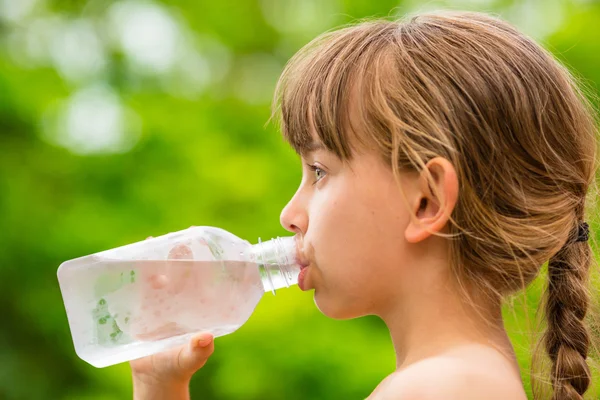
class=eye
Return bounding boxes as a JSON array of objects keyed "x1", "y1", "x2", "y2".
[{"x1": 307, "y1": 164, "x2": 327, "y2": 184}]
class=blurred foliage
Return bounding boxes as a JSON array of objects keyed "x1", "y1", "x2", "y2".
[{"x1": 0, "y1": 0, "x2": 599, "y2": 399}]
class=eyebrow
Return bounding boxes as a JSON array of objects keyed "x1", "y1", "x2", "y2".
[{"x1": 300, "y1": 141, "x2": 325, "y2": 156}]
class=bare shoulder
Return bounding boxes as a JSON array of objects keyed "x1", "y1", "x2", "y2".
[{"x1": 368, "y1": 345, "x2": 527, "y2": 400}]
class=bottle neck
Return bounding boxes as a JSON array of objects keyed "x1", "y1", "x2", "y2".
[{"x1": 249, "y1": 236, "x2": 301, "y2": 295}]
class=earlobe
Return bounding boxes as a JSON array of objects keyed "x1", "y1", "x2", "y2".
[{"x1": 404, "y1": 157, "x2": 458, "y2": 243}]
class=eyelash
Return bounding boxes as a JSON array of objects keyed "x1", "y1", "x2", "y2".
[{"x1": 306, "y1": 163, "x2": 326, "y2": 185}]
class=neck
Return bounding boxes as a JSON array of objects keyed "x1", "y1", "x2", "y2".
[{"x1": 378, "y1": 273, "x2": 516, "y2": 371}]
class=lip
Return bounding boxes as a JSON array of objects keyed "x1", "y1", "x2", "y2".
[
  {"x1": 298, "y1": 265, "x2": 310, "y2": 291},
  {"x1": 299, "y1": 262, "x2": 309, "y2": 270},
  {"x1": 295, "y1": 255, "x2": 310, "y2": 270},
  {"x1": 293, "y1": 234, "x2": 310, "y2": 269}
]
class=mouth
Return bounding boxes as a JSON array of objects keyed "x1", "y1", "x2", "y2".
[
  {"x1": 293, "y1": 234, "x2": 310, "y2": 270},
  {"x1": 294, "y1": 245, "x2": 310, "y2": 270},
  {"x1": 297, "y1": 263, "x2": 310, "y2": 291},
  {"x1": 299, "y1": 261, "x2": 310, "y2": 270}
]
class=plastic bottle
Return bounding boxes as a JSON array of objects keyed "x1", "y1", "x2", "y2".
[{"x1": 57, "y1": 226, "x2": 303, "y2": 368}]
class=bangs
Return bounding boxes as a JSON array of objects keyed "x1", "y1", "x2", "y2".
[{"x1": 270, "y1": 21, "x2": 393, "y2": 160}]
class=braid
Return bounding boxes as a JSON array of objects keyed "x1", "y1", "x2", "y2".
[{"x1": 543, "y1": 223, "x2": 592, "y2": 399}]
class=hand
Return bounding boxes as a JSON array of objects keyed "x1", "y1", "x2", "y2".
[
  {"x1": 129, "y1": 237, "x2": 215, "y2": 388},
  {"x1": 130, "y1": 331, "x2": 215, "y2": 385},
  {"x1": 126, "y1": 238, "x2": 199, "y2": 341}
]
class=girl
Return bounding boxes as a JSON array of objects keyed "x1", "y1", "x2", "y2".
[{"x1": 129, "y1": 11, "x2": 598, "y2": 400}]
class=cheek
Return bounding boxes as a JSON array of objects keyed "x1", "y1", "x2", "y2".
[
  {"x1": 304, "y1": 160, "x2": 415, "y2": 317},
  {"x1": 308, "y1": 197, "x2": 385, "y2": 292},
  {"x1": 309, "y1": 196, "x2": 363, "y2": 265},
  {"x1": 310, "y1": 185, "x2": 410, "y2": 293},
  {"x1": 320, "y1": 202, "x2": 404, "y2": 267}
]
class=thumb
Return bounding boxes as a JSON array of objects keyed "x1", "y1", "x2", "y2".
[{"x1": 177, "y1": 333, "x2": 215, "y2": 373}]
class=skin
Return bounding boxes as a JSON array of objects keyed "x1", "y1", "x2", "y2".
[
  {"x1": 130, "y1": 143, "x2": 527, "y2": 399},
  {"x1": 130, "y1": 331, "x2": 214, "y2": 400}
]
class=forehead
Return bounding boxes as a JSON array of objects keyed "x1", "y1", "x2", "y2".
[
  {"x1": 273, "y1": 22, "x2": 395, "y2": 164},
  {"x1": 299, "y1": 139, "x2": 326, "y2": 157},
  {"x1": 286, "y1": 97, "x2": 368, "y2": 161},
  {"x1": 278, "y1": 61, "x2": 369, "y2": 161}
]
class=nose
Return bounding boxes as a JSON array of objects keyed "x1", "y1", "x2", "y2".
[{"x1": 280, "y1": 191, "x2": 308, "y2": 235}]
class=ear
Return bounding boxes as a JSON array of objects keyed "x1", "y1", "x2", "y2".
[{"x1": 404, "y1": 157, "x2": 458, "y2": 243}]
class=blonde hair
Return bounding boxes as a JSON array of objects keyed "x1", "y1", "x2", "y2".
[{"x1": 270, "y1": 11, "x2": 599, "y2": 400}]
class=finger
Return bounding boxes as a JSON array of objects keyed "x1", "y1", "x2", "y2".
[
  {"x1": 148, "y1": 273, "x2": 169, "y2": 289},
  {"x1": 168, "y1": 244, "x2": 193, "y2": 260},
  {"x1": 191, "y1": 332, "x2": 214, "y2": 349},
  {"x1": 167, "y1": 244, "x2": 193, "y2": 294},
  {"x1": 135, "y1": 322, "x2": 187, "y2": 341},
  {"x1": 177, "y1": 332, "x2": 215, "y2": 372},
  {"x1": 141, "y1": 236, "x2": 169, "y2": 289}
]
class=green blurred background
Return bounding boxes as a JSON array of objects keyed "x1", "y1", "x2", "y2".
[{"x1": 1, "y1": 0, "x2": 599, "y2": 399}]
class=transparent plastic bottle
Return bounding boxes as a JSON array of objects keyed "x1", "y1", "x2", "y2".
[{"x1": 57, "y1": 226, "x2": 303, "y2": 368}]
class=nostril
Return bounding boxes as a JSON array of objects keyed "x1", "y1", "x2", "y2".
[{"x1": 280, "y1": 197, "x2": 308, "y2": 234}]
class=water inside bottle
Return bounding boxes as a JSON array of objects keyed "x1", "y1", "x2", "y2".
[{"x1": 58, "y1": 258, "x2": 265, "y2": 367}]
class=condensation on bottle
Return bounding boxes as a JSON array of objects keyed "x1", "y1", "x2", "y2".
[{"x1": 57, "y1": 226, "x2": 303, "y2": 368}]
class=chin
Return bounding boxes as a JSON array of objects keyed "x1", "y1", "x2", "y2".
[{"x1": 313, "y1": 291, "x2": 365, "y2": 320}]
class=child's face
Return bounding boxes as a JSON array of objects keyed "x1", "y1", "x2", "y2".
[{"x1": 281, "y1": 141, "x2": 418, "y2": 319}]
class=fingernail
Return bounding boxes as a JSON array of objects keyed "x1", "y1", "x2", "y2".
[{"x1": 195, "y1": 334, "x2": 213, "y2": 348}]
